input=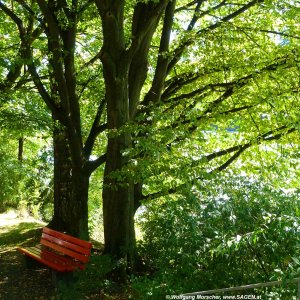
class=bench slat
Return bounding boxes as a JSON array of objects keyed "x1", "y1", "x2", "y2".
[
  {"x1": 40, "y1": 238, "x2": 89, "y2": 263},
  {"x1": 17, "y1": 246, "x2": 72, "y2": 272},
  {"x1": 42, "y1": 232, "x2": 91, "y2": 255},
  {"x1": 35, "y1": 244, "x2": 86, "y2": 270},
  {"x1": 29, "y1": 246, "x2": 75, "y2": 270},
  {"x1": 43, "y1": 227, "x2": 92, "y2": 249}
]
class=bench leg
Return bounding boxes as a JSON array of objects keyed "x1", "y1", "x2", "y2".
[
  {"x1": 52, "y1": 270, "x2": 74, "y2": 287},
  {"x1": 24, "y1": 255, "x2": 41, "y2": 269}
]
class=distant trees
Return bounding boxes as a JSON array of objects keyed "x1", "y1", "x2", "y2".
[{"x1": 0, "y1": 0, "x2": 299, "y2": 275}]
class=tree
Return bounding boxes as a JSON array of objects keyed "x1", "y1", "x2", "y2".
[
  {"x1": 0, "y1": 1, "x2": 104, "y2": 239},
  {"x1": 0, "y1": 0, "x2": 299, "y2": 274}
]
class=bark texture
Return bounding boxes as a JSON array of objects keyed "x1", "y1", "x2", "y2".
[
  {"x1": 96, "y1": 0, "x2": 170, "y2": 274},
  {"x1": 49, "y1": 122, "x2": 89, "y2": 240}
]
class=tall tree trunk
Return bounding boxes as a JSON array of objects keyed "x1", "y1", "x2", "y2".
[
  {"x1": 102, "y1": 136, "x2": 137, "y2": 266},
  {"x1": 48, "y1": 122, "x2": 72, "y2": 232},
  {"x1": 48, "y1": 121, "x2": 89, "y2": 240},
  {"x1": 97, "y1": 0, "x2": 168, "y2": 275},
  {"x1": 71, "y1": 166, "x2": 90, "y2": 240},
  {"x1": 101, "y1": 52, "x2": 137, "y2": 276}
]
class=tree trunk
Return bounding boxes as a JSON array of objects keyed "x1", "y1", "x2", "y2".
[
  {"x1": 102, "y1": 136, "x2": 137, "y2": 266},
  {"x1": 70, "y1": 167, "x2": 89, "y2": 240},
  {"x1": 48, "y1": 123, "x2": 72, "y2": 232},
  {"x1": 101, "y1": 53, "x2": 137, "y2": 276},
  {"x1": 96, "y1": 0, "x2": 163, "y2": 275},
  {"x1": 18, "y1": 137, "x2": 24, "y2": 162},
  {"x1": 48, "y1": 122, "x2": 89, "y2": 240}
]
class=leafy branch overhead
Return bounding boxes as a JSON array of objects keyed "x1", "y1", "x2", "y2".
[
  {"x1": 0, "y1": 0, "x2": 299, "y2": 251},
  {"x1": 1, "y1": 0, "x2": 299, "y2": 181}
]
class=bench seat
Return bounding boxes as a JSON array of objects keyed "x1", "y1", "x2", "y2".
[{"x1": 17, "y1": 227, "x2": 92, "y2": 273}]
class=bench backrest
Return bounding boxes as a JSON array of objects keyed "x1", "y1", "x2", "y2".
[{"x1": 41, "y1": 227, "x2": 92, "y2": 263}]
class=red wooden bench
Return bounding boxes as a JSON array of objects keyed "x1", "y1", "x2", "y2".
[{"x1": 17, "y1": 227, "x2": 92, "y2": 274}]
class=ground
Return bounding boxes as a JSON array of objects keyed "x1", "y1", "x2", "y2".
[
  {"x1": 0, "y1": 211, "x2": 132, "y2": 300},
  {"x1": 0, "y1": 211, "x2": 56, "y2": 299}
]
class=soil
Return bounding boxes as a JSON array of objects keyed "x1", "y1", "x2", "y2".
[{"x1": 0, "y1": 211, "x2": 57, "y2": 300}]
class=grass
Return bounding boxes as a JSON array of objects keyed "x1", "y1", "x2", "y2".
[
  {"x1": 0, "y1": 222, "x2": 42, "y2": 251},
  {"x1": 0, "y1": 209, "x2": 44, "y2": 253}
]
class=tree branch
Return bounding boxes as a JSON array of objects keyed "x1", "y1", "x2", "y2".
[
  {"x1": 37, "y1": 0, "x2": 71, "y2": 115},
  {"x1": 142, "y1": 125, "x2": 296, "y2": 201},
  {"x1": 0, "y1": 2, "x2": 25, "y2": 35},
  {"x1": 84, "y1": 153, "x2": 107, "y2": 175},
  {"x1": 128, "y1": 0, "x2": 170, "y2": 118},
  {"x1": 236, "y1": 26, "x2": 300, "y2": 40},
  {"x1": 129, "y1": 0, "x2": 169, "y2": 57},
  {"x1": 142, "y1": 0, "x2": 176, "y2": 106},
  {"x1": 0, "y1": 1, "x2": 62, "y2": 119},
  {"x1": 198, "y1": 0, "x2": 264, "y2": 34},
  {"x1": 83, "y1": 98, "x2": 107, "y2": 159},
  {"x1": 213, "y1": 144, "x2": 251, "y2": 172},
  {"x1": 187, "y1": 0, "x2": 228, "y2": 31},
  {"x1": 175, "y1": 0, "x2": 198, "y2": 13},
  {"x1": 25, "y1": 51, "x2": 62, "y2": 121},
  {"x1": 167, "y1": 0, "x2": 264, "y2": 74}
]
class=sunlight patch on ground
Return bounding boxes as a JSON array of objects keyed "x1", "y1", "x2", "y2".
[
  {"x1": 0, "y1": 210, "x2": 45, "y2": 235},
  {"x1": 0, "y1": 215, "x2": 44, "y2": 253},
  {"x1": 0, "y1": 210, "x2": 44, "y2": 228}
]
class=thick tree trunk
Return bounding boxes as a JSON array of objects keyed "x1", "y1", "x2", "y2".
[
  {"x1": 102, "y1": 136, "x2": 137, "y2": 265},
  {"x1": 96, "y1": 0, "x2": 165, "y2": 276},
  {"x1": 70, "y1": 167, "x2": 89, "y2": 240},
  {"x1": 48, "y1": 123, "x2": 89, "y2": 240},
  {"x1": 48, "y1": 123, "x2": 72, "y2": 232},
  {"x1": 101, "y1": 53, "x2": 138, "y2": 276}
]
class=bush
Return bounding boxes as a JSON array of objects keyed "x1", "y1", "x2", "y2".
[
  {"x1": 58, "y1": 254, "x2": 116, "y2": 299},
  {"x1": 0, "y1": 137, "x2": 53, "y2": 217},
  {"x1": 134, "y1": 176, "x2": 300, "y2": 299}
]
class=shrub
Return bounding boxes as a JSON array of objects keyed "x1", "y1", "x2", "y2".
[{"x1": 134, "y1": 176, "x2": 300, "y2": 299}]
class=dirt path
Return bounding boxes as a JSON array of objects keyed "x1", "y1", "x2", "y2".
[{"x1": 0, "y1": 211, "x2": 57, "y2": 300}]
